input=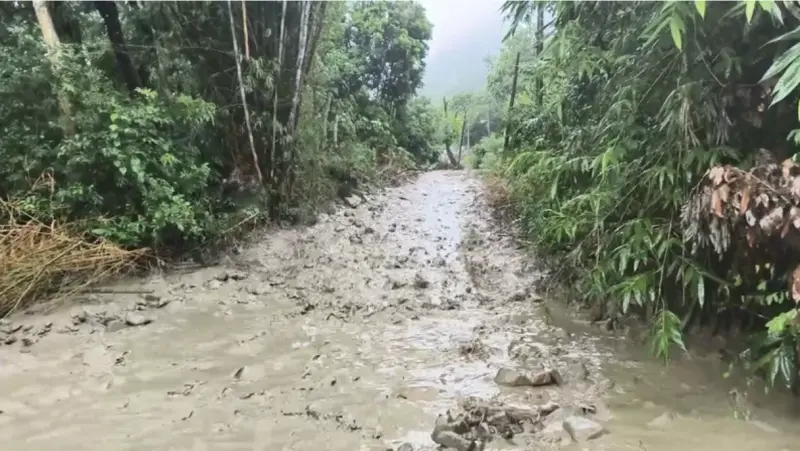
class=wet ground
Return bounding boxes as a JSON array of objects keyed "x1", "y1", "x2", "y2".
[{"x1": 0, "y1": 171, "x2": 798, "y2": 451}]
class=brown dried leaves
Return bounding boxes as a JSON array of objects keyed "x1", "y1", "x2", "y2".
[{"x1": 703, "y1": 159, "x2": 800, "y2": 246}]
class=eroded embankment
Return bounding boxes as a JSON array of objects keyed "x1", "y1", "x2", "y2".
[{"x1": 0, "y1": 171, "x2": 797, "y2": 451}]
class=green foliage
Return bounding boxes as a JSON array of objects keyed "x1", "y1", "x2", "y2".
[
  {"x1": 494, "y1": 0, "x2": 800, "y2": 390},
  {"x1": 0, "y1": 0, "x2": 440, "y2": 250}
]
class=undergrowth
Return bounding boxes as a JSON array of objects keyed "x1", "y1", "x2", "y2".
[{"x1": 477, "y1": 0, "x2": 800, "y2": 393}]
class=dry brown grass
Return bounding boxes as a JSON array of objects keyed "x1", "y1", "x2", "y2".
[
  {"x1": 0, "y1": 196, "x2": 146, "y2": 317},
  {"x1": 482, "y1": 174, "x2": 512, "y2": 219}
]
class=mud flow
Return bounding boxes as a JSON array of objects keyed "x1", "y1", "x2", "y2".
[{"x1": 0, "y1": 171, "x2": 798, "y2": 451}]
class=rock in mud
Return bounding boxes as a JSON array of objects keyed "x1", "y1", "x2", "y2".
[
  {"x1": 431, "y1": 430, "x2": 476, "y2": 451},
  {"x1": 124, "y1": 312, "x2": 153, "y2": 327},
  {"x1": 395, "y1": 443, "x2": 414, "y2": 451},
  {"x1": 494, "y1": 368, "x2": 535, "y2": 387},
  {"x1": 496, "y1": 367, "x2": 562, "y2": 387},
  {"x1": 105, "y1": 320, "x2": 128, "y2": 333},
  {"x1": 562, "y1": 416, "x2": 606, "y2": 441}
]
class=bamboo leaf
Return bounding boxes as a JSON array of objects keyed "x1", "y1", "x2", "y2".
[
  {"x1": 695, "y1": 0, "x2": 706, "y2": 18},
  {"x1": 669, "y1": 16, "x2": 683, "y2": 50}
]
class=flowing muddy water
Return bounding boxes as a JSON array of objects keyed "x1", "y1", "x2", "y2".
[{"x1": 0, "y1": 171, "x2": 798, "y2": 451}]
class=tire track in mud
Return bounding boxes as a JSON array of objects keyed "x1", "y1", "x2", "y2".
[{"x1": 0, "y1": 171, "x2": 797, "y2": 451}]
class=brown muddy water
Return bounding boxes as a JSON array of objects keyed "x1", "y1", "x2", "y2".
[{"x1": 0, "y1": 171, "x2": 797, "y2": 451}]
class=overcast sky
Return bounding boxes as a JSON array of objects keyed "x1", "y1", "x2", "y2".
[
  {"x1": 419, "y1": 0, "x2": 505, "y2": 60},
  {"x1": 417, "y1": 0, "x2": 507, "y2": 97}
]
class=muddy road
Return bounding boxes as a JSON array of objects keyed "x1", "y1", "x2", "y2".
[{"x1": 0, "y1": 171, "x2": 798, "y2": 451}]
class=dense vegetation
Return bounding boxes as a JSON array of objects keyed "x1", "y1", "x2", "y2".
[
  {"x1": 1, "y1": 1, "x2": 444, "y2": 249},
  {"x1": 470, "y1": 0, "x2": 800, "y2": 392},
  {"x1": 0, "y1": 0, "x2": 448, "y2": 314}
]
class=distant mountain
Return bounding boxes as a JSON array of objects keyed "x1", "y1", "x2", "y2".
[{"x1": 419, "y1": 1, "x2": 506, "y2": 100}]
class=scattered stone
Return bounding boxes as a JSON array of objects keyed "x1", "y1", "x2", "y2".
[
  {"x1": 395, "y1": 443, "x2": 414, "y2": 451},
  {"x1": 562, "y1": 415, "x2": 606, "y2": 441},
  {"x1": 124, "y1": 313, "x2": 153, "y2": 327},
  {"x1": 345, "y1": 195, "x2": 362, "y2": 208},
  {"x1": 208, "y1": 279, "x2": 223, "y2": 290},
  {"x1": 432, "y1": 256, "x2": 447, "y2": 267},
  {"x1": 349, "y1": 234, "x2": 363, "y2": 244},
  {"x1": 364, "y1": 227, "x2": 375, "y2": 234}
]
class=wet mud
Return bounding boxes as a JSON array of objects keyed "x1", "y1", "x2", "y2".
[{"x1": 0, "y1": 171, "x2": 798, "y2": 450}]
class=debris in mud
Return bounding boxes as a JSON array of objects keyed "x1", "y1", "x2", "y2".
[
  {"x1": 215, "y1": 271, "x2": 248, "y2": 282},
  {"x1": 430, "y1": 397, "x2": 557, "y2": 450},
  {"x1": 494, "y1": 367, "x2": 562, "y2": 387},
  {"x1": 507, "y1": 340, "x2": 548, "y2": 362},
  {"x1": 459, "y1": 338, "x2": 491, "y2": 360},
  {"x1": 282, "y1": 406, "x2": 362, "y2": 432},
  {"x1": 413, "y1": 272, "x2": 430, "y2": 289}
]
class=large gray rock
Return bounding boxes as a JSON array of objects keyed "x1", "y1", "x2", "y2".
[
  {"x1": 494, "y1": 368, "x2": 534, "y2": 387},
  {"x1": 563, "y1": 415, "x2": 607, "y2": 441}
]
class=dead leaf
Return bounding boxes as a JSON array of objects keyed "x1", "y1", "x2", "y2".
[
  {"x1": 739, "y1": 186, "x2": 751, "y2": 215},
  {"x1": 792, "y1": 207, "x2": 800, "y2": 229},
  {"x1": 712, "y1": 189, "x2": 723, "y2": 218},
  {"x1": 790, "y1": 265, "x2": 800, "y2": 302},
  {"x1": 709, "y1": 167, "x2": 725, "y2": 186},
  {"x1": 782, "y1": 159, "x2": 794, "y2": 179},
  {"x1": 791, "y1": 177, "x2": 800, "y2": 200},
  {"x1": 747, "y1": 228, "x2": 756, "y2": 248}
]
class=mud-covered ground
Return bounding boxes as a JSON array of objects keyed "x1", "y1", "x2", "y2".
[{"x1": 0, "y1": 171, "x2": 798, "y2": 451}]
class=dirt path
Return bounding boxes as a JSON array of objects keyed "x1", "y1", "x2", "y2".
[{"x1": 0, "y1": 171, "x2": 798, "y2": 451}]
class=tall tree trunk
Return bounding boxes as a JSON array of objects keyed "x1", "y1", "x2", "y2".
[
  {"x1": 322, "y1": 95, "x2": 332, "y2": 149},
  {"x1": 270, "y1": 0, "x2": 287, "y2": 184},
  {"x1": 535, "y1": 3, "x2": 544, "y2": 106},
  {"x1": 287, "y1": 2, "x2": 310, "y2": 134},
  {"x1": 241, "y1": 0, "x2": 249, "y2": 60},
  {"x1": 333, "y1": 113, "x2": 339, "y2": 146},
  {"x1": 32, "y1": 0, "x2": 73, "y2": 136},
  {"x1": 286, "y1": 1, "x2": 312, "y2": 197},
  {"x1": 227, "y1": 0, "x2": 263, "y2": 184},
  {"x1": 94, "y1": 1, "x2": 141, "y2": 94},
  {"x1": 442, "y1": 97, "x2": 458, "y2": 167},
  {"x1": 502, "y1": 52, "x2": 521, "y2": 155},
  {"x1": 457, "y1": 111, "x2": 467, "y2": 166}
]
